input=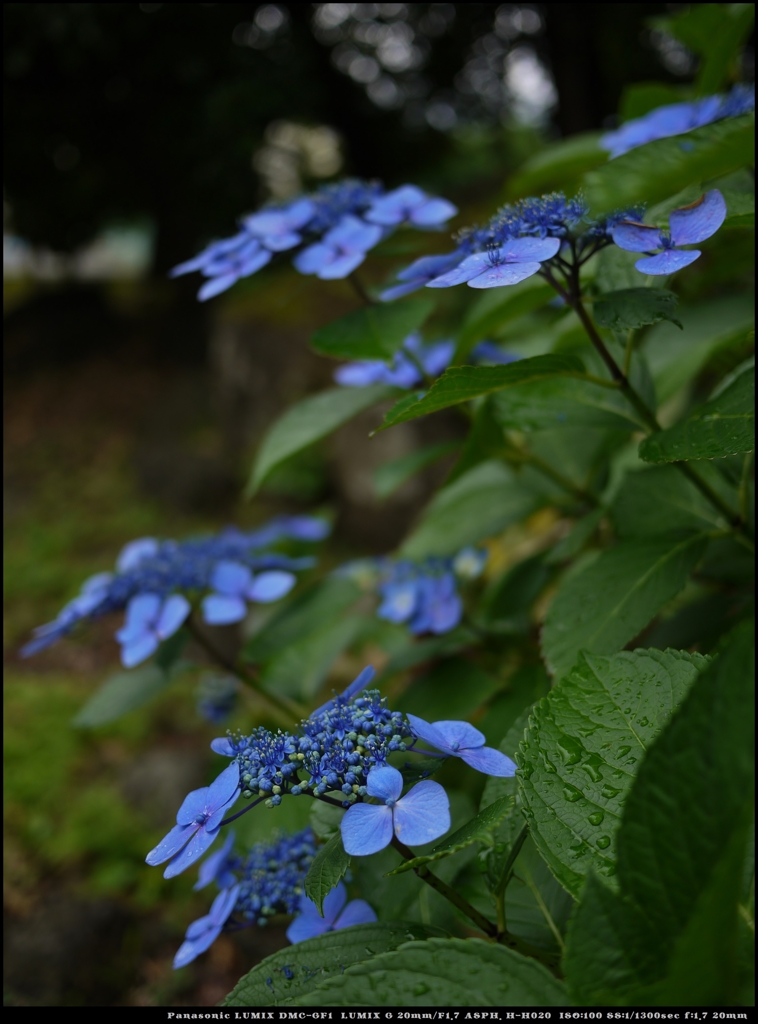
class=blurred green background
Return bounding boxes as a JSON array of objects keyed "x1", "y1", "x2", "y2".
[{"x1": 5, "y1": 2, "x2": 751, "y2": 1006}]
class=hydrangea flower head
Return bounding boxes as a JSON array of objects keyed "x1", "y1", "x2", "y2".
[
  {"x1": 340, "y1": 765, "x2": 450, "y2": 855},
  {"x1": 173, "y1": 884, "x2": 241, "y2": 969},
  {"x1": 21, "y1": 516, "x2": 325, "y2": 663},
  {"x1": 601, "y1": 85, "x2": 755, "y2": 158},
  {"x1": 115, "y1": 592, "x2": 190, "y2": 668},
  {"x1": 146, "y1": 762, "x2": 241, "y2": 879},
  {"x1": 170, "y1": 178, "x2": 457, "y2": 299},
  {"x1": 235, "y1": 828, "x2": 318, "y2": 925},
  {"x1": 612, "y1": 190, "x2": 727, "y2": 275},
  {"x1": 376, "y1": 558, "x2": 464, "y2": 635},
  {"x1": 286, "y1": 881, "x2": 377, "y2": 943},
  {"x1": 406, "y1": 715, "x2": 517, "y2": 777}
]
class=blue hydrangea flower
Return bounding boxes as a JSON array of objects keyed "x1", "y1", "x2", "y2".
[
  {"x1": 21, "y1": 516, "x2": 326, "y2": 661},
  {"x1": 427, "y1": 237, "x2": 561, "y2": 290},
  {"x1": 293, "y1": 214, "x2": 384, "y2": 279},
  {"x1": 376, "y1": 560, "x2": 463, "y2": 635},
  {"x1": 115, "y1": 592, "x2": 190, "y2": 668},
  {"x1": 173, "y1": 884, "x2": 241, "y2": 969},
  {"x1": 194, "y1": 828, "x2": 239, "y2": 891},
  {"x1": 406, "y1": 715, "x2": 517, "y2": 777},
  {"x1": 146, "y1": 762, "x2": 241, "y2": 879},
  {"x1": 334, "y1": 333, "x2": 455, "y2": 388},
  {"x1": 201, "y1": 560, "x2": 296, "y2": 625},
  {"x1": 340, "y1": 765, "x2": 450, "y2": 856},
  {"x1": 285, "y1": 881, "x2": 377, "y2": 944},
  {"x1": 365, "y1": 185, "x2": 457, "y2": 228},
  {"x1": 600, "y1": 85, "x2": 755, "y2": 158},
  {"x1": 612, "y1": 190, "x2": 727, "y2": 274},
  {"x1": 171, "y1": 179, "x2": 457, "y2": 300}
]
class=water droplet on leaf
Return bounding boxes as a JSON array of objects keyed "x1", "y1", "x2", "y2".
[{"x1": 596, "y1": 835, "x2": 611, "y2": 849}]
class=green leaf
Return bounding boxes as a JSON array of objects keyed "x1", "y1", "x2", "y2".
[
  {"x1": 505, "y1": 834, "x2": 576, "y2": 953},
  {"x1": 400, "y1": 461, "x2": 539, "y2": 559},
  {"x1": 545, "y1": 508, "x2": 604, "y2": 565},
  {"x1": 389, "y1": 797, "x2": 516, "y2": 875},
  {"x1": 399, "y1": 656, "x2": 502, "y2": 721},
  {"x1": 397, "y1": 757, "x2": 447, "y2": 788},
  {"x1": 222, "y1": 922, "x2": 443, "y2": 1006},
  {"x1": 376, "y1": 355, "x2": 586, "y2": 431},
  {"x1": 564, "y1": 622, "x2": 755, "y2": 1004},
  {"x1": 373, "y1": 440, "x2": 459, "y2": 499},
  {"x1": 519, "y1": 647, "x2": 708, "y2": 899},
  {"x1": 300, "y1": 936, "x2": 569, "y2": 1006},
  {"x1": 73, "y1": 660, "x2": 183, "y2": 727},
  {"x1": 583, "y1": 114, "x2": 755, "y2": 214},
  {"x1": 722, "y1": 187, "x2": 756, "y2": 229},
  {"x1": 309, "y1": 799, "x2": 344, "y2": 840},
  {"x1": 541, "y1": 534, "x2": 708, "y2": 680},
  {"x1": 643, "y1": 295, "x2": 754, "y2": 404},
  {"x1": 247, "y1": 384, "x2": 397, "y2": 494},
  {"x1": 260, "y1": 613, "x2": 369, "y2": 701},
  {"x1": 611, "y1": 464, "x2": 731, "y2": 537},
  {"x1": 507, "y1": 132, "x2": 607, "y2": 198},
  {"x1": 659, "y1": 2, "x2": 755, "y2": 96},
  {"x1": 491, "y1": 375, "x2": 644, "y2": 432},
  {"x1": 244, "y1": 576, "x2": 360, "y2": 663},
  {"x1": 481, "y1": 554, "x2": 552, "y2": 632},
  {"x1": 304, "y1": 832, "x2": 351, "y2": 914},
  {"x1": 311, "y1": 297, "x2": 435, "y2": 361},
  {"x1": 456, "y1": 278, "x2": 555, "y2": 356},
  {"x1": 639, "y1": 363, "x2": 754, "y2": 463},
  {"x1": 375, "y1": 628, "x2": 476, "y2": 683},
  {"x1": 593, "y1": 288, "x2": 682, "y2": 332}
]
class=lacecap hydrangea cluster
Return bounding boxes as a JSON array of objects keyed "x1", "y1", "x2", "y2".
[
  {"x1": 381, "y1": 192, "x2": 646, "y2": 297},
  {"x1": 601, "y1": 83, "x2": 755, "y2": 158},
  {"x1": 173, "y1": 826, "x2": 320, "y2": 968},
  {"x1": 216, "y1": 667, "x2": 413, "y2": 805},
  {"x1": 171, "y1": 179, "x2": 457, "y2": 301},
  {"x1": 148, "y1": 667, "x2": 516, "y2": 895},
  {"x1": 21, "y1": 515, "x2": 329, "y2": 668}
]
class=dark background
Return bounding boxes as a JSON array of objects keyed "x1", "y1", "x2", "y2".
[{"x1": 3, "y1": 2, "x2": 740, "y2": 1007}]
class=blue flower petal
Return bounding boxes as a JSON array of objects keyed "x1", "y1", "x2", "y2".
[
  {"x1": 410, "y1": 197, "x2": 458, "y2": 226},
  {"x1": 120, "y1": 630, "x2": 159, "y2": 668},
  {"x1": 612, "y1": 221, "x2": 665, "y2": 253},
  {"x1": 195, "y1": 829, "x2": 236, "y2": 890},
  {"x1": 201, "y1": 594, "x2": 248, "y2": 625},
  {"x1": 164, "y1": 826, "x2": 221, "y2": 879},
  {"x1": 495, "y1": 237, "x2": 561, "y2": 262},
  {"x1": 317, "y1": 251, "x2": 367, "y2": 279},
  {"x1": 426, "y1": 251, "x2": 491, "y2": 288},
  {"x1": 146, "y1": 822, "x2": 198, "y2": 866},
  {"x1": 340, "y1": 802, "x2": 394, "y2": 856},
  {"x1": 321, "y1": 880, "x2": 348, "y2": 924},
  {"x1": 286, "y1": 906, "x2": 332, "y2": 944},
  {"x1": 468, "y1": 261, "x2": 542, "y2": 288},
  {"x1": 198, "y1": 273, "x2": 239, "y2": 301},
  {"x1": 460, "y1": 745, "x2": 517, "y2": 777},
  {"x1": 635, "y1": 249, "x2": 701, "y2": 275},
  {"x1": 211, "y1": 560, "x2": 252, "y2": 596},
  {"x1": 334, "y1": 898, "x2": 378, "y2": 929},
  {"x1": 366, "y1": 765, "x2": 404, "y2": 802},
  {"x1": 669, "y1": 189, "x2": 726, "y2": 246},
  {"x1": 248, "y1": 570, "x2": 296, "y2": 603},
  {"x1": 406, "y1": 713, "x2": 453, "y2": 754},
  {"x1": 156, "y1": 594, "x2": 191, "y2": 640},
  {"x1": 393, "y1": 780, "x2": 450, "y2": 846},
  {"x1": 117, "y1": 537, "x2": 159, "y2": 572}
]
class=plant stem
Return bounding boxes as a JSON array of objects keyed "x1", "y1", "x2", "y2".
[
  {"x1": 349, "y1": 270, "x2": 374, "y2": 305},
  {"x1": 220, "y1": 795, "x2": 266, "y2": 827},
  {"x1": 186, "y1": 614, "x2": 305, "y2": 723},
  {"x1": 503, "y1": 437, "x2": 600, "y2": 508},
  {"x1": 542, "y1": 265, "x2": 752, "y2": 541},
  {"x1": 390, "y1": 835, "x2": 497, "y2": 938}
]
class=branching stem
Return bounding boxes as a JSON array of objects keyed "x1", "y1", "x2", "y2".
[{"x1": 186, "y1": 614, "x2": 305, "y2": 723}]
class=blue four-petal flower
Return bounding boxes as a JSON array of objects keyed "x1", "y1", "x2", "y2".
[{"x1": 285, "y1": 881, "x2": 377, "y2": 944}]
